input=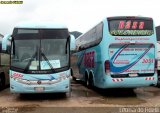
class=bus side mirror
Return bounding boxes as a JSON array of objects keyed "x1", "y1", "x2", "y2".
[
  {"x1": 2, "y1": 34, "x2": 11, "y2": 53},
  {"x1": 70, "y1": 34, "x2": 76, "y2": 51}
]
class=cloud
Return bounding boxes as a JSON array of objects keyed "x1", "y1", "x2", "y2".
[{"x1": 0, "y1": 0, "x2": 160, "y2": 35}]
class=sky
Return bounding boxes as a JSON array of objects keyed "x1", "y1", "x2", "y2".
[{"x1": 0, "y1": 0, "x2": 160, "y2": 35}]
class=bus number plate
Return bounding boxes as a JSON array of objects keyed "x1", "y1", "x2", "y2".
[
  {"x1": 34, "y1": 87, "x2": 44, "y2": 92},
  {"x1": 129, "y1": 73, "x2": 138, "y2": 77}
]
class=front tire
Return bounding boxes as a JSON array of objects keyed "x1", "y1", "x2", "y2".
[
  {"x1": 84, "y1": 74, "x2": 88, "y2": 87},
  {"x1": 88, "y1": 75, "x2": 94, "y2": 89}
]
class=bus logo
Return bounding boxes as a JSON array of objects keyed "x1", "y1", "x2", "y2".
[
  {"x1": 37, "y1": 80, "x2": 42, "y2": 85},
  {"x1": 11, "y1": 73, "x2": 23, "y2": 79},
  {"x1": 84, "y1": 51, "x2": 95, "y2": 68}
]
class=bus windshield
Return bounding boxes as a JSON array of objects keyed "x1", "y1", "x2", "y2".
[
  {"x1": 108, "y1": 18, "x2": 154, "y2": 36},
  {"x1": 11, "y1": 29, "x2": 69, "y2": 73}
]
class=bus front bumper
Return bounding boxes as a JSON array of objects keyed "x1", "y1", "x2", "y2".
[{"x1": 10, "y1": 79, "x2": 70, "y2": 93}]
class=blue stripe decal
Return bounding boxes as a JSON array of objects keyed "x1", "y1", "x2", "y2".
[
  {"x1": 110, "y1": 44, "x2": 153, "y2": 73},
  {"x1": 29, "y1": 75, "x2": 55, "y2": 80}
]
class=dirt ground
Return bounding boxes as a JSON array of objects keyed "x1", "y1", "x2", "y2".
[{"x1": 0, "y1": 80, "x2": 160, "y2": 113}]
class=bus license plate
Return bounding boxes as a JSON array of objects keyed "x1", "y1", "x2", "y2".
[
  {"x1": 129, "y1": 73, "x2": 138, "y2": 77},
  {"x1": 34, "y1": 87, "x2": 44, "y2": 92}
]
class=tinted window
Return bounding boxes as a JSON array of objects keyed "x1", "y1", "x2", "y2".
[
  {"x1": 13, "y1": 29, "x2": 69, "y2": 39},
  {"x1": 76, "y1": 22, "x2": 103, "y2": 51}
]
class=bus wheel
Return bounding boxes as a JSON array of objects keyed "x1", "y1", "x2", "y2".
[
  {"x1": 88, "y1": 75, "x2": 94, "y2": 89},
  {"x1": 84, "y1": 74, "x2": 89, "y2": 87},
  {"x1": 86, "y1": 79, "x2": 90, "y2": 88}
]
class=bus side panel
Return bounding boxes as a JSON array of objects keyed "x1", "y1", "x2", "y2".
[
  {"x1": 75, "y1": 39, "x2": 105, "y2": 86},
  {"x1": 75, "y1": 20, "x2": 110, "y2": 88}
]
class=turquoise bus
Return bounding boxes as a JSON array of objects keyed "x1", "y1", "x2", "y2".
[
  {"x1": 2, "y1": 22, "x2": 75, "y2": 94},
  {"x1": 72, "y1": 16, "x2": 158, "y2": 89},
  {"x1": 0, "y1": 38, "x2": 10, "y2": 90}
]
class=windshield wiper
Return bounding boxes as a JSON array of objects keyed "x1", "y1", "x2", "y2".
[
  {"x1": 41, "y1": 52, "x2": 55, "y2": 73},
  {"x1": 23, "y1": 51, "x2": 37, "y2": 73}
]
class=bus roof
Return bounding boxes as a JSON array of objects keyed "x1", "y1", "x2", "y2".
[
  {"x1": 107, "y1": 16, "x2": 153, "y2": 20},
  {"x1": 15, "y1": 22, "x2": 68, "y2": 29}
]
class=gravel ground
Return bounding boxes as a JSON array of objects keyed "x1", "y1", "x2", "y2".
[{"x1": 0, "y1": 80, "x2": 160, "y2": 113}]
